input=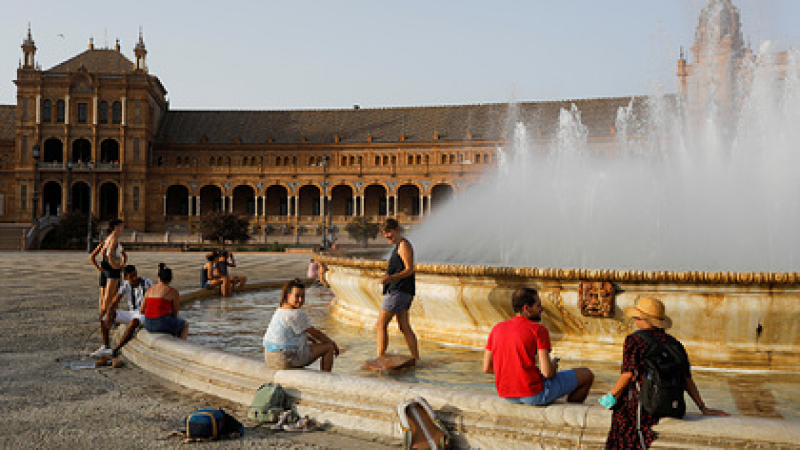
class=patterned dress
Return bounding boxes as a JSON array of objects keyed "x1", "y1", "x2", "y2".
[{"x1": 605, "y1": 328, "x2": 690, "y2": 449}]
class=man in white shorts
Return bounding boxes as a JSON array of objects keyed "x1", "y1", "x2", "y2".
[{"x1": 92, "y1": 265, "x2": 153, "y2": 357}]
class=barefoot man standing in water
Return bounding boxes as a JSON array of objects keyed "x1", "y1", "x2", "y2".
[{"x1": 376, "y1": 218, "x2": 420, "y2": 365}]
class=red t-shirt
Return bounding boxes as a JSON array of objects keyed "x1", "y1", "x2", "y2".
[{"x1": 486, "y1": 315, "x2": 551, "y2": 398}]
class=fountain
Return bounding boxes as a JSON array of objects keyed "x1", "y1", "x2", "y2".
[{"x1": 319, "y1": 3, "x2": 800, "y2": 372}]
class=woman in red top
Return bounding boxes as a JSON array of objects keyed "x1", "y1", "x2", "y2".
[{"x1": 140, "y1": 263, "x2": 188, "y2": 339}]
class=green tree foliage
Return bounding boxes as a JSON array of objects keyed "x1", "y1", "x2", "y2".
[
  {"x1": 199, "y1": 212, "x2": 250, "y2": 247},
  {"x1": 40, "y1": 212, "x2": 97, "y2": 250},
  {"x1": 344, "y1": 217, "x2": 380, "y2": 247}
]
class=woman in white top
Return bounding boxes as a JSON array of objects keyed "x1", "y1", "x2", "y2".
[{"x1": 263, "y1": 279, "x2": 339, "y2": 371}]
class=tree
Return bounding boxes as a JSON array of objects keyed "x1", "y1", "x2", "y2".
[
  {"x1": 199, "y1": 212, "x2": 250, "y2": 247},
  {"x1": 345, "y1": 217, "x2": 380, "y2": 247}
]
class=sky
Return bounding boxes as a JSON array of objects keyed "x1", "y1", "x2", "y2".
[{"x1": 1, "y1": 0, "x2": 799, "y2": 110}]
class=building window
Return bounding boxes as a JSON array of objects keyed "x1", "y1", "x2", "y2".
[
  {"x1": 56, "y1": 100, "x2": 65, "y2": 123},
  {"x1": 99, "y1": 101, "x2": 109, "y2": 124},
  {"x1": 112, "y1": 101, "x2": 122, "y2": 124},
  {"x1": 133, "y1": 186, "x2": 139, "y2": 211},
  {"x1": 20, "y1": 185, "x2": 27, "y2": 211},
  {"x1": 133, "y1": 138, "x2": 140, "y2": 162},
  {"x1": 475, "y1": 154, "x2": 481, "y2": 164},
  {"x1": 77, "y1": 103, "x2": 88, "y2": 124},
  {"x1": 42, "y1": 100, "x2": 52, "y2": 123},
  {"x1": 157, "y1": 156, "x2": 163, "y2": 167},
  {"x1": 407, "y1": 155, "x2": 413, "y2": 165},
  {"x1": 341, "y1": 156, "x2": 347, "y2": 166}
]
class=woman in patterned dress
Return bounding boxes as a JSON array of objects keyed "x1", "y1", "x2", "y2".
[{"x1": 603, "y1": 297, "x2": 728, "y2": 448}]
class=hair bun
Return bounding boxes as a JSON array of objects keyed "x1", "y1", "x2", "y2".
[{"x1": 158, "y1": 263, "x2": 167, "y2": 270}]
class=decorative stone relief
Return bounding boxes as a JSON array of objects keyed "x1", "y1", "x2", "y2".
[{"x1": 577, "y1": 281, "x2": 615, "y2": 318}]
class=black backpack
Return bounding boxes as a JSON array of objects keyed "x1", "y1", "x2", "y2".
[{"x1": 635, "y1": 330, "x2": 688, "y2": 419}]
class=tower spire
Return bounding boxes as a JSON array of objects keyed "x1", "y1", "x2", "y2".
[
  {"x1": 134, "y1": 27, "x2": 148, "y2": 71},
  {"x1": 21, "y1": 23, "x2": 37, "y2": 69}
]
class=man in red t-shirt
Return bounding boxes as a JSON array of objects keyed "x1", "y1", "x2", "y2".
[{"x1": 483, "y1": 288, "x2": 594, "y2": 406}]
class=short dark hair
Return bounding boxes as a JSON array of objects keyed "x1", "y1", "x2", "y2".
[
  {"x1": 107, "y1": 219, "x2": 123, "y2": 233},
  {"x1": 280, "y1": 278, "x2": 305, "y2": 306},
  {"x1": 206, "y1": 251, "x2": 218, "y2": 262},
  {"x1": 512, "y1": 288, "x2": 540, "y2": 313},
  {"x1": 157, "y1": 263, "x2": 173, "y2": 283},
  {"x1": 381, "y1": 218, "x2": 401, "y2": 231},
  {"x1": 123, "y1": 265, "x2": 137, "y2": 276}
]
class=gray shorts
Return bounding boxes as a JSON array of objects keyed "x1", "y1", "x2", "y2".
[
  {"x1": 264, "y1": 345, "x2": 314, "y2": 370},
  {"x1": 381, "y1": 291, "x2": 414, "y2": 313}
]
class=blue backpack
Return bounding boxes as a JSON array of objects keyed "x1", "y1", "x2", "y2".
[{"x1": 185, "y1": 408, "x2": 243, "y2": 442}]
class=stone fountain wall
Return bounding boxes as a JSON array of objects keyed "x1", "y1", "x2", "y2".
[{"x1": 318, "y1": 255, "x2": 800, "y2": 371}]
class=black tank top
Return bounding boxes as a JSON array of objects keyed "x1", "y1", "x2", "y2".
[{"x1": 384, "y1": 238, "x2": 415, "y2": 296}]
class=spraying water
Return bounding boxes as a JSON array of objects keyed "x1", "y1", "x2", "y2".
[{"x1": 413, "y1": 39, "x2": 800, "y2": 272}]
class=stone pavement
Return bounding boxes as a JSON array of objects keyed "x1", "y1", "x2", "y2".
[{"x1": 0, "y1": 251, "x2": 398, "y2": 449}]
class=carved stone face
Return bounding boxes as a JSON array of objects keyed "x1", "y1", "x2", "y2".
[{"x1": 578, "y1": 281, "x2": 615, "y2": 318}]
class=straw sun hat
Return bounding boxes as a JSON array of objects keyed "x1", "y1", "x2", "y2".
[{"x1": 624, "y1": 297, "x2": 673, "y2": 329}]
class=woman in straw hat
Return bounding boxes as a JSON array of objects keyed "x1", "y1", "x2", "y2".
[{"x1": 602, "y1": 297, "x2": 728, "y2": 449}]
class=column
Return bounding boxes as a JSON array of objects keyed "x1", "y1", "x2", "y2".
[
  {"x1": 426, "y1": 194, "x2": 432, "y2": 215},
  {"x1": 163, "y1": 195, "x2": 167, "y2": 216},
  {"x1": 35, "y1": 94, "x2": 41, "y2": 124},
  {"x1": 121, "y1": 97, "x2": 127, "y2": 126},
  {"x1": 65, "y1": 95, "x2": 70, "y2": 125},
  {"x1": 359, "y1": 196, "x2": 364, "y2": 216},
  {"x1": 195, "y1": 196, "x2": 201, "y2": 216},
  {"x1": 419, "y1": 196, "x2": 424, "y2": 217},
  {"x1": 320, "y1": 193, "x2": 325, "y2": 218},
  {"x1": 188, "y1": 196, "x2": 194, "y2": 216},
  {"x1": 392, "y1": 195, "x2": 397, "y2": 216},
  {"x1": 92, "y1": 96, "x2": 98, "y2": 125},
  {"x1": 228, "y1": 196, "x2": 233, "y2": 213}
]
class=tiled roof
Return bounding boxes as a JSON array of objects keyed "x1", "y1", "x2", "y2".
[
  {"x1": 0, "y1": 105, "x2": 15, "y2": 141},
  {"x1": 46, "y1": 49, "x2": 135, "y2": 75},
  {"x1": 156, "y1": 96, "x2": 645, "y2": 146}
]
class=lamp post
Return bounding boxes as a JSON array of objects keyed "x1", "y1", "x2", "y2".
[
  {"x1": 320, "y1": 155, "x2": 329, "y2": 249},
  {"x1": 32, "y1": 144, "x2": 40, "y2": 224},
  {"x1": 85, "y1": 161, "x2": 94, "y2": 253}
]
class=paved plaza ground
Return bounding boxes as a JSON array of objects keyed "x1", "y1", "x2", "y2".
[{"x1": 0, "y1": 251, "x2": 398, "y2": 449}]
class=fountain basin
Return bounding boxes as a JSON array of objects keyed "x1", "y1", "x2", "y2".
[{"x1": 317, "y1": 254, "x2": 800, "y2": 371}]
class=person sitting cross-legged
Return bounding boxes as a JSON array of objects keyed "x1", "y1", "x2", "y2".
[{"x1": 483, "y1": 288, "x2": 594, "y2": 406}]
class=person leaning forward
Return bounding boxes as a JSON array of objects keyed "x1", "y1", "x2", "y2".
[{"x1": 483, "y1": 288, "x2": 594, "y2": 406}]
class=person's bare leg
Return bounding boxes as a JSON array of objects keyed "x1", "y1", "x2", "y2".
[
  {"x1": 376, "y1": 310, "x2": 395, "y2": 359},
  {"x1": 310, "y1": 342, "x2": 335, "y2": 371},
  {"x1": 113, "y1": 319, "x2": 140, "y2": 354},
  {"x1": 567, "y1": 368, "x2": 595, "y2": 403},
  {"x1": 180, "y1": 322, "x2": 189, "y2": 340},
  {"x1": 101, "y1": 309, "x2": 114, "y2": 347},
  {"x1": 395, "y1": 310, "x2": 419, "y2": 361}
]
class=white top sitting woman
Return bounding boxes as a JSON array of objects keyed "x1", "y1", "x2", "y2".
[{"x1": 263, "y1": 279, "x2": 339, "y2": 371}]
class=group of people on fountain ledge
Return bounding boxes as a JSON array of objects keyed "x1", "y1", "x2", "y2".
[
  {"x1": 484, "y1": 291, "x2": 728, "y2": 448},
  {"x1": 89, "y1": 220, "x2": 189, "y2": 359}
]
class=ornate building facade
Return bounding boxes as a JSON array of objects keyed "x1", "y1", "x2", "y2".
[{"x1": 0, "y1": 0, "x2": 778, "y2": 242}]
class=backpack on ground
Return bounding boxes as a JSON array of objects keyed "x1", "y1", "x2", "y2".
[
  {"x1": 249, "y1": 382, "x2": 290, "y2": 423},
  {"x1": 635, "y1": 330, "x2": 688, "y2": 419},
  {"x1": 184, "y1": 408, "x2": 244, "y2": 442},
  {"x1": 396, "y1": 396, "x2": 451, "y2": 450}
]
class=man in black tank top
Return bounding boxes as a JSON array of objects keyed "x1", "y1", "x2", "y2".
[{"x1": 377, "y1": 219, "x2": 420, "y2": 363}]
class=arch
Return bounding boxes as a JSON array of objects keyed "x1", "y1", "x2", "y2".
[
  {"x1": 43, "y1": 138, "x2": 63, "y2": 163},
  {"x1": 407, "y1": 155, "x2": 413, "y2": 165},
  {"x1": 71, "y1": 139, "x2": 92, "y2": 163},
  {"x1": 166, "y1": 184, "x2": 189, "y2": 216},
  {"x1": 100, "y1": 139, "x2": 119, "y2": 163},
  {"x1": 449, "y1": 154, "x2": 455, "y2": 164},
  {"x1": 199, "y1": 185, "x2": 223, "y2": 215},
  {"x1": 71, "y1": 182, "x2": 91, "y2": 215},
  {"x1": 99, "y1": 101, "x2": 109, "y2": 124},
  {"x1": 209, "y1": 157, "x2": 216, "y2": 166},
  {"x1": 330, "y1": 184, "x2": 354, "y2": 216},
  {"x1": 309, "y1": 156, "x2": 316, "y2": 166},
  {"x1": 430, "y1": 183, "x2": 455, "y2": 212},
  {"x1": 397, "y1": 184, "x2": 420, "y2": 217},
  {"x1": 475, "y1": 154, "x2": 482, "y2": 164},
  {"x1": 416, "y1": 155, "x2": 422, "y2": 165},
  {"x1": 298, "y1": 184, "x2": 321, "y2": 217},
  {"x1": 42, "y1": 181, "x2": 62, "y2": 216},
  {"x1": 42, "y1": 99, "x2": 52, "y2": 123},
  {"x1": 364, "y1": 184, "x2": 387, "y2": 217},
  {"x1": 374, "y1": 155, "x2": 380, "y2": 166},
  {"x1": 263, "y1": 184, "x2": 287, "y2": 216},
  {"x1": 99, "y1": 182, "x2": 119, "y2": 220},
  {"x1": 111, "y1": 101, "x2": 122, "y2": 124},
  {"x1": 232, "y1": 185, "x2": 255, "y2": 216}
]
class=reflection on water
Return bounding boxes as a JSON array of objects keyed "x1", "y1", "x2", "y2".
[{"x1": 181, "y1": 286, "x2": 800, "y2": 419}]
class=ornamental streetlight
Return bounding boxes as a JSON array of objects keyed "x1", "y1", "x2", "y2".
[
  {"x1": 32, "y1": 144, "x2": 40, "y2": 224},
  {"x1": 320, "y1": 155, "x2": 330, "y2": 249},
  {"x1": 85, "y1": 161, "x2": 94, "y2": 253}
]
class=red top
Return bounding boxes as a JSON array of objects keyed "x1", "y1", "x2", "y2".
[
  {"x1": 486, "y1": 316, "x2": 551, "y2": 398},
  {"x1": 143, "y1": 288, "x2": 175, "y2": 319}
]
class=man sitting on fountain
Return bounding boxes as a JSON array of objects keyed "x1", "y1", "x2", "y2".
[{"x1": 483, "y1": 288, "x2": 594, "y2": 406}]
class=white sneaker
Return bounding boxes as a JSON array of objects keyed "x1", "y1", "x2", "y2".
[{"x1": 91, "y1": 345, "x2": 113, "y2": 358}]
